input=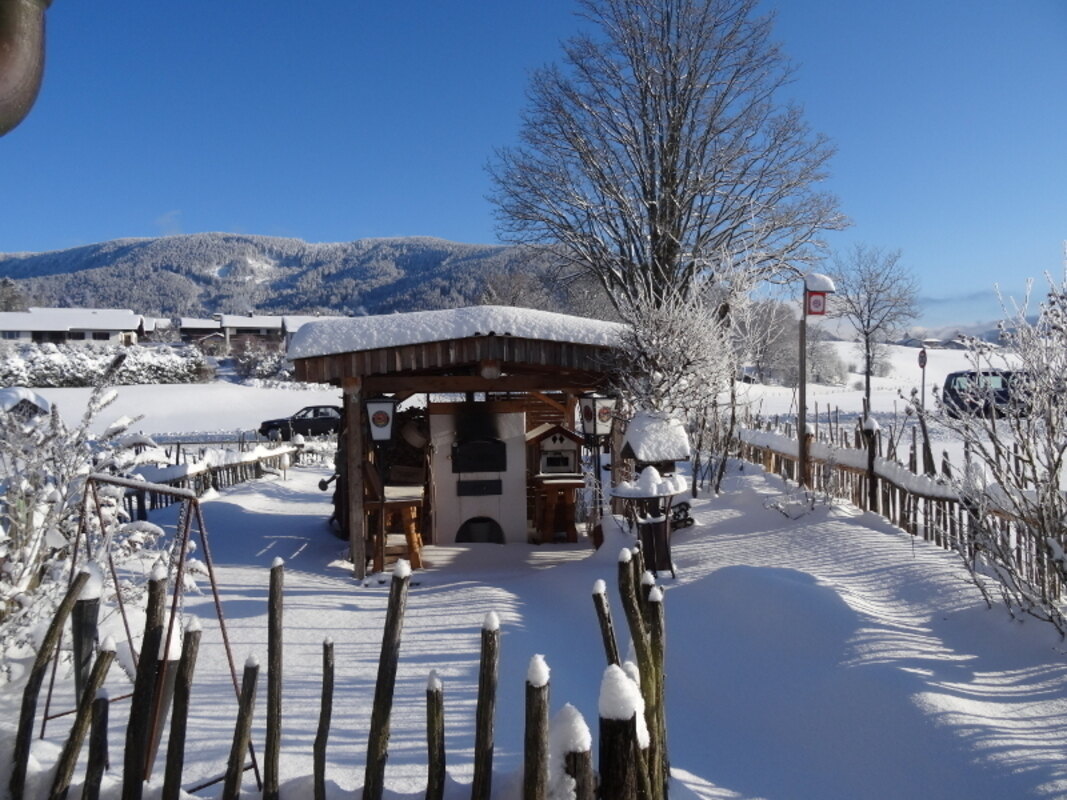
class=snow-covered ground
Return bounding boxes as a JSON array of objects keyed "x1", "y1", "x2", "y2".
[{"x1": 7, "y1": 344, "x2": 1067, "y2": 799}]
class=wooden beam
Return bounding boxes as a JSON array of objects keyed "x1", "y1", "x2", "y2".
[
  {"x1": 531, "y1": 391, "x2": 569, "y2": 416},
  {"x1": 363, "y1": 374, "x2": 603, "y2": 394}
]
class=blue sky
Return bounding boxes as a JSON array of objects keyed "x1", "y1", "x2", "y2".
[{"x1": 2, "y1": 1, "x2": 1064, "y2": 328}]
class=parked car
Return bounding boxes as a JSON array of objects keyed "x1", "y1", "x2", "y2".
[
  {"x1": 259, "y1": 405, "x2": 342, "y2": 440},
  {"x1": 941, "y1": 369, "x2": 1018, "y2": 418}
]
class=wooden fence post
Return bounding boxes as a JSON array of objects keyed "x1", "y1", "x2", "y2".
[
  {"x1": 598, "y1": 665, "x2": 641, "y2": 800},
  {"x1": 265, "y1": 558, "x2": 284, "y2": 800},
  {"x1": 471, "y1": 611, "x2": 501, "y2": 800},
  {"x1": 48, "y1": 639, "x2": 116, "y2": 800},
  {"x1": 524, "y1": 655, "x2": 550, "y2": 800},
  {"x1": 553, "y1": 704, "x2": 594, "y2": 800},
  {"x1": 70, "y1": 592, "x2": 100, "y2": 709},
  {"x1": 162, "y1": 619, "x2": 203, "y2": 800},
  {"x1": 363, "y1": 560, "x2": 412, "y2": 800},
  {"x1": 83, "y1": 690, "x2": 110, "y2": 800},
  {"x1": 592, "y1": 579, "x2": 620, "y2": 666},
  {"x1": 425, "y1": 671, "x2": 445, "y2": 800},
  {"x1": 222, "y1": 656, "x2": 260, "y2": 800},
  {"x1": 123, "y1": 568, "x2": 167, "y2": 800},
  {"x1": 314, "y1": 638, "x2": 335, "y2": 800},
  {"x1": 10, "y1": 570, "x2": 89, "y2": 800}
]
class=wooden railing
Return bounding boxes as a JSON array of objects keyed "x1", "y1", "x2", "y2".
[
  {"x1": 735, "y1": 421, "x2": 1062, "y2": 602},
  {"x1": 122, "y1": 444, "x2": 304, "y2": 519}
]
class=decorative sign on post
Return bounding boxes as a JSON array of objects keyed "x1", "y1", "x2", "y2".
[
  {"x1": 918, "y1": 348, "x2": 927, "y2": 368},
  {"x1": 806, "y1": 291, "x2": 827, "y2": 316}
]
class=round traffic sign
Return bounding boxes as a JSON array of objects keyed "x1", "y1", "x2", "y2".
[{"x1": 918, "y1": 348, "x2": 927, "y2": 368}]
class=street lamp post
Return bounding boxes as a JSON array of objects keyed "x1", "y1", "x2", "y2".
[
  {"x1": 798, "y1": 273, "x2": 835, "y2": 488},
  {"x1": 578, "y1": 393, "x2": 617, "y2": 546}
]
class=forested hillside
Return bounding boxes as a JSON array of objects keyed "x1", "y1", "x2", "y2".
[{"x1": 0, "y1": 233, "x2": 585, "y2": 317}]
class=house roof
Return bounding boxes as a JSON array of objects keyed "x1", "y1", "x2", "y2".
[
  {"x1": 218, "y1": 314, "x2": 285, "y2": 331},
  {"x1": 179, "y1": 318, "x2": 222, "y2": 330},
  {"x1": 525, "y1": 423, "x2": 584, "y2": 446},
  {"x1": 0, "y1": 307, "x2": 142, "y2": 333}
]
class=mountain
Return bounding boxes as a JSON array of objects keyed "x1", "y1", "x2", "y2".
[{"x1": 0, "y1": 233, "x2": 569, "y2": 317}]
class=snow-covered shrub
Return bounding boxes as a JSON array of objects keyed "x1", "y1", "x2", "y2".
[
  {"x1": 233, "y1": 341, "x2": 293, "y2": 382},
  {"x1": 0, "y1": 342, "x2": 209, "y2": 387},
  {"x1": 0, "y1": 355, "x2": 148, "y2": 679}
]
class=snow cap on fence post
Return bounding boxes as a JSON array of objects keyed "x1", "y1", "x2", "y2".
[
  {"x1": 484, "y1": 610, "x2": 500, "y2": 631},
  {"x1": 527, "y1": 654, "x2": 550, "y2": 688}
]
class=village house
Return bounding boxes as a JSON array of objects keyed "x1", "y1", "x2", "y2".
[{"x1": 0, "y1": 307, "x2": 146, "y2": 345}]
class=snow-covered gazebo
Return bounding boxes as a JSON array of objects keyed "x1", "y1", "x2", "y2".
[{"x1": 288, "y1": 305, "x2": 626, "y2": 577}]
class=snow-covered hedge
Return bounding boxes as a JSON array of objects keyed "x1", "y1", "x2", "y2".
[{"x1": 0, "y1": 343, "x2": 210, "y2": 387}]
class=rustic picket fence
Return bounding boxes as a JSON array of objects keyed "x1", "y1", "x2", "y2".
[
  {"x1": 121, "y1": 445, "x2": 303, "y2": 519},
  {"x1": 11, "y1": 546, "x2": 672, "y2": 800},
  {"x1": 735, "y1": 412, "x2": 1063, "y2": 603}
]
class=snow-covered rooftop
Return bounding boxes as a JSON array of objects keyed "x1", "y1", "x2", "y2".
[
  {"x1": 0, "y1": 307, "x2": 143, "y2": 332},
  {"x1": 218, "y1": 314, "x2": 284, "y2": 330},
  {"x1": 288, "y1": 305, "x2": 627, "y2": 360}
]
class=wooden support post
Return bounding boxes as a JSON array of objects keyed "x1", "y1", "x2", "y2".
[
  {"x1": 345, "y1": 379, "x2": 367, "y2": 580},
  {"x1": 313, "y1": 638, "x2": 335, "y2": 800},
  {"x1": 163, "y1": 621, "x2": 203, "y2": 800},
  {"x1": 471, "y1": 612, "x2": 501, "y2": 800},
  {"x1": 265, "y1": 560, "x2": 284, "y2": 800},
  {"x1": 363, "y1": 563, "x2": 412, "y2": 800}
]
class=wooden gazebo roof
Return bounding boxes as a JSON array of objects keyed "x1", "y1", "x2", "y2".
[{"x1": 289, "y1": 305, "x2": 626, "y2": 393}]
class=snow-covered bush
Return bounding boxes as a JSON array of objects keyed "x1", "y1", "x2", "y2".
[
  {"x1": 0, "y1": 342, "x2": 210, "y2": 388},
  {"x1": 0, "y1": 356, "x2": 148, "y2": 678},
  {"x1": 233, "y1": 341, "x2": 293, "y2": 382}
]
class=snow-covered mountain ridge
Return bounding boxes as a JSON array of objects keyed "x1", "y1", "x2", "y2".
[{"x1": 0, "y1": 233, "x2": 553, "y2": 318}]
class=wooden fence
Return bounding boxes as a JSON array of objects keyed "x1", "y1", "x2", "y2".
[
  {"x1": 123, "y1": 445, "x2": 304, "y2": 520},
  {"x1": 735, "y1": 417, "x2": 1063, "y2": 603},
  {"x1": 11, "y1": 548, "x2": 670, "y2": 800}
]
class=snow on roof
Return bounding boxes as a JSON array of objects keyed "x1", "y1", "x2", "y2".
[
  {"x1": 288, "y1": 305, "x2": 628, "y2": 360},
  {"x1": 179, "y1": 317, "x2": 221, "y2": 329},
  {"x1": 621, "y1": 411, "x2": 691, "y2": 463},
  {"x1": 803, "y1": 272, "x2": 836, "y2": 293},
  {"x1": 282, "y1": 315, "x2": 347, "y2": 334},
  {"x1": 218, "y1": 314, "x2": 284, "y2": 330},
  {"x1": 0, "y1": 386, "x2": 51, "y2": 414},
  {"x1": 0, "y1": 307, "x2": 142, "y2": 332}
]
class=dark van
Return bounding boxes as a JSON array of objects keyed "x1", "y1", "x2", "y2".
[{"x1": 941, "y1": 369, "x2": 1017, "y2": 419}]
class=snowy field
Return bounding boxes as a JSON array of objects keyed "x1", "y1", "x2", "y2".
[{"x1": 6, "y1": 346, "x2": 1067, "y2": 799}]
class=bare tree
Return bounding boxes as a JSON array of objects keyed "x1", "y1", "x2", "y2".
[
  {"x1": 490, "y1": 0, "x2": 845, "y2": 314},
  {"x1": 828, "y1": 244, "x2": 919, "y2": 407}
]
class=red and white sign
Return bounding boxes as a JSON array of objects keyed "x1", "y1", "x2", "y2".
[{"x1": 806, "y1": 291, "x2": 827, "y2": 316}]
